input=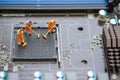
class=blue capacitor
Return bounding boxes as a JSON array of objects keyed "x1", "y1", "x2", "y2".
[
  {"x1": 56, "y1": 71, "x2": 65, "y2": 78},
  {"x1": 98, "y1": 10, "x2": 107, "y2": 22},
  {"x1": 34, "y1": 78, "x2": 41, "y2": 80},
  {"x1": 110, "y1": 18, "x2": 118, "y2": 25},
  {"x1": 88, "y1": 77, "x2": 96, "y2": 80},
  {"x1": 0, "y1": 71, "x2": 7, "y2": 78},
  {"x1": 99, "y1": 10, "x2": 107, "y2": 16},
  {"x1": 0, "y1": 78, "x2": 5, "y2": 80},
  {"x1": 57, "y1": 78, "x2": 65, "y2": 80},
  {"x1": 34, "y1": 71, "x2": 42, "y2": 78},
  {"x1": 87, "y1": 71, "x2": 95, "y2": 78}
]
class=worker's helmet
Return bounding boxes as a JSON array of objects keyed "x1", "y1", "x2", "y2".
[
  {"x1": 29, "y1": 21, "x2": 32, "y2": 24},
  {"x1": 51, "y1": 20, "x2": 56, "y2": 24},
  {"x1": 18, "y1": 28, "x2": 23, "y2": 33},
  {"x1": 26, "y1": 21, "x2": 32, "y2": 24}
]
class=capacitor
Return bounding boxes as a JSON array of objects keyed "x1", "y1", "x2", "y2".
[
  {"x1": 57, "y1": 78, "x2": 65, "y2": 80},
  {"x1": 109, "y1": 60, "x2": 115, "y2": 63},
  {"x1": 56, "y1": 71, "x2": 64, "y2": 78},
  {"x1": 34, "y1": 78, "x2": 41, "y2": 80},
  {"x1": 113, "y1": 49, "x2": 119, "y2": 52},
  {"x1": 116, "y1": 64, "x2": 120, "y2": 67},
  {"x1": 34, "y1": 71, "x2": 42, "y2": 78},
  {"x1": 118, "y1": 19, "x2": 120, "y2": 25},
  {"x1": 87, "y1": 71, "x2": 95, "y2": 78},
  {"x1": 108, "y1": 56, "x2": 114, "y2": 59},
  {"x1": 109, "y1": 63, "x2": 115, "y2": 67},
  {"x1": 115, "y1": 52, "x2": 119, "y2": 55},
  {"x1": 112, "y1": 74, "x2": 117, "y2": 79},
  {"x1": 0, "y1": 71, "x2": 7, "y2": 78},
  {"x1": 116, "y1": 60, "x2": 120, "y2": 63},
  {"x1": 0, "y1": 78, "x2": 5, "y2": 80},
  {"x1": 108, "y1": 53, "x2": 114, "y2": 56},
  {"x1": 110, "y1": 18, "x2": 118, "y2": 26},
  {"x1": 98, "y1": 10, "x2": 107, "y2": 22},
  {"x1": 107, "y1": 49, "x2": 113, "y2": 52},
  {"x1": 115, "y1": 56, "x2": 119, "y2": 59},
  {"x1": 88, "y1": 77, "x2": 96, "y2": 80}
]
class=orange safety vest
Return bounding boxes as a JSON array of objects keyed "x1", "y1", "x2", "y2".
[
  {"x1": 25, "y1": 23, "x2": 32, "y2": 34},
  {"x1": 17, "y1": 29, "x2": 24, "y2": 45},
  {"x1": 48, "y1": 20, "x2": 56, "y2": 31}
]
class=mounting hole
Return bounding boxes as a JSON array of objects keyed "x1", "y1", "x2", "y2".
[
  {"x1": 81, "y1": 60, "x2": 88, "y2": 65},
  {"x1": 78, "y1": 27, "x2": 84, "y2": 31}
]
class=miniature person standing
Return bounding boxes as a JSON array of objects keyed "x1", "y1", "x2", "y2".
[
  {"x1": 48, "y1": 20, "x2": 56, "y2": 32},
  {"x1": 24, "y1": 21, "x2": 32, "y2": 36},
  {"x1": 42, "y1": 20, "x2": 57, "y2": 39},
  {"x1": 17, "y1": 28, "x2": 27, "y2": 47}
]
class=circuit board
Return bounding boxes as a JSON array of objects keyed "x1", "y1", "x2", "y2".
[{"x1": 0, "y1": 14, "x2": 109, "y2": 80}]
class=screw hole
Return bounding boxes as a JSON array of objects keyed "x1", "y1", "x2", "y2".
[
  {"x1": 78, "y1": 27, "x2": 84, "y2": 31},
  {"x1": 81, "y1": 60, "x2": 88, "y2": 65}
]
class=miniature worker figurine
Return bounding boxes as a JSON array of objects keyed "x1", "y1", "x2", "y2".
[
  {"x1": 24, "y1": 21, "x2": 32, "y2": 36},
  {"x1": 17, "y1": 28, "x2": 27, "y2": 47},
  {"x1": 48, "y1": 20, "x2": 56, "y2": 32}
]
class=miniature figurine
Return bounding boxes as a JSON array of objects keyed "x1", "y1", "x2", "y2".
[
  {"x1": 17, "y1": 28, "x2": 27, "y2": 47},
  {"x1": 25, "y1": 21, "x2": 40, "y2": 39},
  {"x1": 42, "y1": 20, "x2": 56, "y2": 39},
  {"x1": 48, "y1": 20, "x2": 56, "y2": 33},
  {"x1": 24, "y1": 21, "x2": 32, "y2": 36}
]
